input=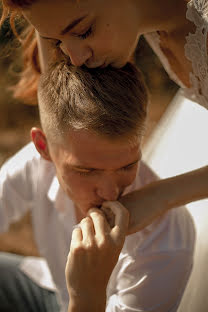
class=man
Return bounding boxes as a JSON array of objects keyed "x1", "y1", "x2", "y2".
[{"x1": 0, "y1": 62, "x2": 195, "y2": 312}]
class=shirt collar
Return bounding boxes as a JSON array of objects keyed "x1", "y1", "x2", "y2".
[
  {"x1": 47, "y1": 176, "x2": 75, "y2": 214},
  {"x1": 47, "y1": 176, "x2": 60, "y2": 202}
]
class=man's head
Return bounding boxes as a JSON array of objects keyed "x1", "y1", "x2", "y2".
[{"x1": 32, "y1": 61, "x2": 148, "y2": 216}]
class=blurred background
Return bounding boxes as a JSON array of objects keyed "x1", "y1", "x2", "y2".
[{"x1": 0, "y1": 16, "x2": 178, "y2": 256}]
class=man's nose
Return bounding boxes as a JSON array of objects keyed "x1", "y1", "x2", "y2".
[
  {"x1": 61, "y1": 40, "x2": 92, "y2": 66},
  {"x1": 96, "y1": 178, "x2": 120, "y2": 202}
]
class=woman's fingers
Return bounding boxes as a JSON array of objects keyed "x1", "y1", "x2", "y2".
[{"x1": 102, "y1": 201, "x2": 129, "y2": 242}]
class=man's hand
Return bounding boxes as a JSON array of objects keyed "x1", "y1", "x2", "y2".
[{"x1": 65, "y1": 201, "x2": 129, "y2": 312}]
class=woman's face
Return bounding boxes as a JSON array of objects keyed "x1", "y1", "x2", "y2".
[{"x1": 23, "y1": 0, "x2": 140, "y2": 68}]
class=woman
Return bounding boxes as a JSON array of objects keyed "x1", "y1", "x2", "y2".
[{"x1": 0, "y1": 0, "x2": 208, "y2": 233}]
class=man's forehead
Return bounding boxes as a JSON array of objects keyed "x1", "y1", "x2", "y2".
[
  {"x1": 65, "y1": 128, "x2": 141, "y2": 146},
  {"x1": 63, "y1": 143, "x2": 141, "y2": 171},
  {"x1": 59, "y1": 129, "x2": 141, "y2": 164}
]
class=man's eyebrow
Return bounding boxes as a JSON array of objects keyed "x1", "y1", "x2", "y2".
[
  {"x1": 70, "y1": 158, "x2": 141, "y2": 171},
  {"x1": 65, "y1": 164, "x2": 95, "y2": 171}
]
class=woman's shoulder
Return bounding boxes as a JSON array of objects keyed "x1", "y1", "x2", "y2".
[
  {"x1": 183, "y1": 0, "x2": 208, "y2": 109},
  {"x1": 145, "y1": 0, "x2": 208, "y2": 109}
]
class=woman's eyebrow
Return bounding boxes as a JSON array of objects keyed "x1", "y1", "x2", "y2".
[
  {"x1": 39, "y1": 15, "x2": 88, "y2": 40},
  {"x1": 60, "y1": 15, "x2": 88, "y2": 35}
]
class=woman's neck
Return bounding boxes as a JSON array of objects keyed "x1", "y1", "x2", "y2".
[{"x1": 135, "y1": 0, "x2": 189, "y2": 33}]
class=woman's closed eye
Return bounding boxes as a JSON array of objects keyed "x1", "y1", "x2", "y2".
[
  {"x1": 55, "y1": 40, "x2": 62, "y2": 47},
  {"x1": 54, "y1": 26, "x2": 92, "y2": 47},
  {"x1": 77, "y1": 26, "x2": 92, "y2": 40}
]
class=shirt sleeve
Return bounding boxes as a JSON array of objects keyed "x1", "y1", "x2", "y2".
[
  {"x1": 106, "y1": 250, "x2": 193, "y2": 312},
  {"x1": 0, "y1": 143, "x2": 39, "y2": 232}
]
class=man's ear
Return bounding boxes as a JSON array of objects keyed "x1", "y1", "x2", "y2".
[{"x1": 31, "y1": 127, "x2": 51, "y2": 161}]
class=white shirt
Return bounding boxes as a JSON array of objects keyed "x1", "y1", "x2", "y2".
[{"x1": 0, "y1": 143, "x2": 195, "y2": 312}]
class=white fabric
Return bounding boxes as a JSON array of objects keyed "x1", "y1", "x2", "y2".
[
  {"x1": 143, "y1": 89, "x2": 208, "y2": 176},
  {"x1": 0, "y1": 143, "x2": 195, "y2": 312},
  {"x1": 144, "y1": 0, "x2": 208, "y2": 109},
  {"x1": 143, "y1": 90, "x2": 208, "y2": 312}
]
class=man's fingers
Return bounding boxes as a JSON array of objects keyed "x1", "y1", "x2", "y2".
[
  {"x1": 70, "y1": 227, "x2": 82, "y2": 249},
  {"x1": 88, "y1": 208, "x2": 110, "y2": 238},
  {"x1": 102, "y1": 201, "x2": 129, "y2": 241},
  {"x1": 101, "y1": 205, "x2": 115, "y2": 228},
  {"x1": 80, "y1": 216, "x2": 95, "y2": 243},
  {"x1": 102, "y1": 201, "x2": 129, "y2": 229}
]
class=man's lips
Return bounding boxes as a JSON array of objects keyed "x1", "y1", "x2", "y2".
[{"x1": 84, "y1": 190, "x2": 125, "y2": 211}]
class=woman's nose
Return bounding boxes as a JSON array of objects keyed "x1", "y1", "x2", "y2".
[{"x1": 61, "y1": 40, "x2": 92, "y2": 66}]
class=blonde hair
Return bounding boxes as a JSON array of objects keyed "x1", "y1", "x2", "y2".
[
  {"x1": 1, "y1": 0, "x2": 40, "y2": 105},
  {"x1": 38, "y1": 61, "x2": 149, "y2": 143}
]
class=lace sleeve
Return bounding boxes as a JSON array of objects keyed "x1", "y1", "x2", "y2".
[{"x1": 184, "y1": 0, "x2": 208, "y2": 109}]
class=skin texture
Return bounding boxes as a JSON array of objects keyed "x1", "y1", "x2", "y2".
[
  {"x1": 31, "y1": 127, "x2": 141, "y2": 220},
  {"x1": 31, "y1": 126, "x2": 138, "y2": 311},
  {"x1": 23, "y1": 0, "x2": 141, "y2": 68},
  {"x1": 66, "y1": 202, "x2": 129, "y2": 312},
  {"x1": 23, "y1": 0, "x2": 190, "y2": 69}
]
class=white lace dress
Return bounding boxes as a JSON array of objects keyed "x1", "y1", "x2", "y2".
[{"x1": 144, "y1": 0, "x2": 208, "y2": 109}]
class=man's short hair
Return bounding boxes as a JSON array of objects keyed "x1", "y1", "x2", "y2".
[{"x1": 38, "y1": 61, "x2": 148, "y2": 144}]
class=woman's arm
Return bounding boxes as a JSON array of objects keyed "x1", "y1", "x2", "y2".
[{"x1": 121, "y1": 165, "x2": 208, "y2": 235}]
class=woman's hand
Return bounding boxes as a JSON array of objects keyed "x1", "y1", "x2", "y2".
[
  {"x1": 65, "y1": 201, "x2": 129, "y2": 312},
  {"x1": 120, "y1": 181, "x2": 166, "y2": 235}
]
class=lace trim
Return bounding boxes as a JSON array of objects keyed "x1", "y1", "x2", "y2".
[
  {"x1": 145, "y1": 0, "x2": 208, "y2": 109},
  {"x1": 184, "y1": 0, "x2": 208, "y2": 109}
]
